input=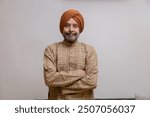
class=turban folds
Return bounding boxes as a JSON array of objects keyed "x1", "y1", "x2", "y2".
[{"x1": 59, "y1": 9, "x2": 84, "y2": 34}]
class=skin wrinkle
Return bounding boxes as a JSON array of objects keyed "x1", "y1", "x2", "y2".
[{"x1": 63, "y1": 18, "x2": 80, "y2": 44}]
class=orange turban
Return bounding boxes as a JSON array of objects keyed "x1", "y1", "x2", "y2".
[{"x1": 59, "y1": 9, "x2": 84, "y2": 34}]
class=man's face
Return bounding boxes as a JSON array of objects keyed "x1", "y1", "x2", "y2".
[{"x1": 62, "y1": 18, "x2": 80, "y2": 44}]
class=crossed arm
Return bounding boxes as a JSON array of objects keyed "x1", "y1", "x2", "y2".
[{"x1": 43, "y1": 45, "x2": 98, "y2": 94}]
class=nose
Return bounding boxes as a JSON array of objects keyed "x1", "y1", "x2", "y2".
[{"x1": 69, "y1": 25, "x2": 74, "y2": 32}]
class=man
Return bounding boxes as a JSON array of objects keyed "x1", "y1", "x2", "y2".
[{"x1": 43, "y1": 9, "x2": 98, "y2": 100}]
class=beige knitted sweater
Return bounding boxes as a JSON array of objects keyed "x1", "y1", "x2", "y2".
[{"x1": 43, "y1": 40, "x2": 98, "y2": 99}]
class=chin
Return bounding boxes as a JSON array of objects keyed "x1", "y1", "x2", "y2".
[{"x1": 65, "y1": 38, "x2": 77, "y2": 43}]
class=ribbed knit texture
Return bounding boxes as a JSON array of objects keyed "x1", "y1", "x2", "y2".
[{"x1": 43, "y1": 40, "x2": 98, "y2": 100}]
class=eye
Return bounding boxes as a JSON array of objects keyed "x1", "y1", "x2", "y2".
[
  {"x1": 64, "y1": 23, "x2": 70, "y2": 28},
  {"x1": 73, "y1": 24, "x2": 79, "y2": 28}
]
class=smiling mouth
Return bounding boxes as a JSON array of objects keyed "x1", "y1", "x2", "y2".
[
  {"x1": 66, "y1": 32, "x2": 76, "y2": 35},
  {"x1": 68, "y1": 34, "x2": 75, "y2": 36}
]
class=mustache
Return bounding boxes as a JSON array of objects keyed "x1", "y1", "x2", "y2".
[{"x1": 65, "y1": 32, "x2": 77, "y2": 35}]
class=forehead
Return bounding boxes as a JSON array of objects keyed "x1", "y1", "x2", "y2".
[{"x1": 66, "y1": 18, "x2": 78, "y2": 24}]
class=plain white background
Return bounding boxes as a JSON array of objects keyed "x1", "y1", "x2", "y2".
[{"x1": 0, "y1": 0, "x2": 150, "y2": 99}]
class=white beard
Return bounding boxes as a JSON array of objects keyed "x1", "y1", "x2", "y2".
[{"x1": 63, "y1": 32, "x2": 79, "y2": 43}]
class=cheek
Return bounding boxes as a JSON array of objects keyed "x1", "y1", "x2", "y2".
[
  {"x1": 75, "y1": 28, "x2": 80, "y2": 34},
  {"x1": 75, "y1": 29, "x2": 80, "y2": 34},
  {"x1": 63, "y1": 28, "x2": 69, "y2": 33}
]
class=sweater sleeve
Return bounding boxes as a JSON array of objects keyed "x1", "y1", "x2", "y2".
[
  {"x1": 61, "y1": 46, "x2": 98, "y2": 95},
  {"x1": 43, "y1": 46, "x2": 85, "y2": 88}
]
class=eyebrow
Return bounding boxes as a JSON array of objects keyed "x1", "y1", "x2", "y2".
[{"x1": 65, "y1": 22, "x2": 78, "y2": 25}]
